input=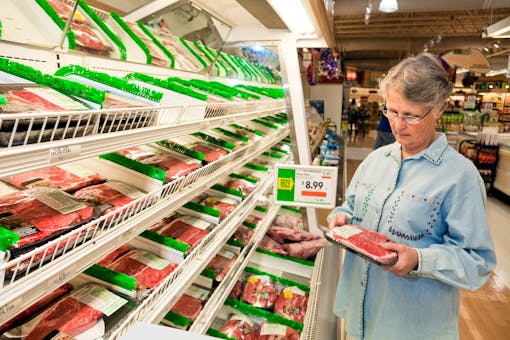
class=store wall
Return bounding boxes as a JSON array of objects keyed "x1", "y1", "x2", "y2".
[{"x1": 310, "y1": 84, "x2": 343, "y2": 131}]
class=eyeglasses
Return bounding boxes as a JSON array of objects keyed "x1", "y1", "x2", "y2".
[{"x1": 382, "y1": 105, "x2": 433, "y2": 125}]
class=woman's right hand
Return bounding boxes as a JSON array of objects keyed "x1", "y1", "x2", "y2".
[{"x1": 328, "y1": 213, "x2": 350, "y2": 229}]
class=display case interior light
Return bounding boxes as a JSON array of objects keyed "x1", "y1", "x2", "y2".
[
  {"x1": 483, "y1": 16, "x2": 510, "y2": 38},
  {"x1": 485, "y1": 69, "x2": 507, "y2": 76},
  {"x1": 378, "y1": 0, "x2": 398, "y2": 13},
  {"x1": 267, "y1": 0, "x2": 316, "y2": 35}
]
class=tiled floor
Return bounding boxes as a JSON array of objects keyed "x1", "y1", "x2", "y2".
[{"x1": 342, "y1": 129, "x2": 510, "y2": 339}]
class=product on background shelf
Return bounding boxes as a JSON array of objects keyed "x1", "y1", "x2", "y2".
[
  {"x1": 325, "y1": 225, "x2": 398, "y2": 266},
  {"x1": 96, "y1": 244, "x2": 132, "y2": 267},
  {"x1": 162, "y1": 136, "x2": 229, "y2": 164},
  {"x1": 203, "y1": 248, "x2": 238, "y2": 282},
  {"x1": 156, "y1": 215, "x2": 212, "y2": 253},
  {"x1": 230, "y1": 225, "x2": 254, "y2": 246},
  {"x1": 241, "y1": 275, "x2": 277, "y2": 309},
  {"x1": 254, "y1": 322, "x2": 300, "y2": 340},
  {"x1": 4, "y1": 283, "x2": 127, "y2": 340},
  {"x1": 221, "y1": 175, "x2": 257, "y2": 196},
  {"x1": 163, "y1": 285, "x2": 210, "y2": 329},
  {"x1": 273, "y1": 286, "x2": 309, "y2": 323},
  {"x1": 9, "y1": 163, "x2": 104, "y2": 192},
  {"x1": 198, "y1": 196, "x2": 240, "y2": 220},
  {"x1": 267, "y1": 226, "x2": 318, "y2": 244},
  {"x1": 220, "y1": 314, "x2": 256, "y2": 340},
  {"x1": 73, "y1": 181, "x2": 145, "y2": 216},
  {"x1": 282, "y1": 238, "x2": 327, "y2": 260},
  {"x1": 258, "y1": 235, "x2": 288, "y2": 256}
]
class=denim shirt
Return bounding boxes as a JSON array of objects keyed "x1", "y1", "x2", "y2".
[{"x1": 328, "y1": 133, "x2": 496, "y2": 340}]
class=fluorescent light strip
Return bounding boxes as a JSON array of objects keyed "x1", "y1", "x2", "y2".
[{"x1": 268, "y1": 0, "x2": 316, "y2": 35}]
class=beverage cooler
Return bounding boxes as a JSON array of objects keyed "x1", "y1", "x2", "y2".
[{"x1": 0, "y1": 1, "x2": 343, "y2": 339}]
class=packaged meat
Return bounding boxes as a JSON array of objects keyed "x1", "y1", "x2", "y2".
[
  {"x1": 101, "y1": 93, "x2": 146, "y2": 110},
  {"x1": 267, "y1": 226, "x2": 319, "y2": 244},
  {"x1": 73, "y1": 181, "x2": 145, "y2": 216},
  {"x1": 231, "y1": 225, "x2": 254, "y2": 245},
  {"x1": 0, "y1": 188, "x2": 94, "y2": 250},
  {"x1": 274, "y1": 286, "x2": 309, "y2": 323},
  {"x1": 254, "y1": 322, "x2": 300, "y2": 340},
  {"x1": 272, "y1": 214, "x2": 305, "y2": 230},
  {"x1": 204, "y1": 248, "x2": 238, "y2": 282},
  {"x1": 243, "y1": 214, "x2": 263, "y2": 228},
  {"x1": 191, "y1": 143, "x2": 228, "y2": 163},
  {"x1": 96, "y1": 244, "x2": 132, "y2": 267},
  {"x1": 0, "y1": 284, "x2": 72, "y2": 334},
  {"x1": 199, "y1": 196, "x2": 239, "y2": 219},
  {"x1": 169, "y1": 285, "x2": 209, "y2": 322},
  {"x1": 229, "y1": 280, "x2": 243, "y2": 300},
  {"x1": 241, "y1": 275, "x2": 277, "y2": 309},
  {"x1": 125, "y1": 21, "x2": 169, "y2": 67},
  {"x1": 106, "y1": 249, "x2": 178, "y2": 291},
  {"x1": 325, "y1": 225, "x2": 398, "y2": 266},
  {"x1": 157, "y1": 216, "x2": 211, "y2": 252},
  {"x1": 223, "y1": 178, "x2": 256, "y2": 196},
  {"x1": 283, "y1": 238, "x2": 327, "y2": 260},
  {"x1": 220, "y1": 314, "x2": 256, "y2": 340},
  {"x1": 9, "y1": 283, "x2": 127, "y2": 340},
  {"x1": 10, "y1": 164, "x2": 104, "y2": 192},
  {"x1": 258, "y1": 236, "x2": 287, "y2": 256}
]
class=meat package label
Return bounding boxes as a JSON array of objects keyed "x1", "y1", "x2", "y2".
[
  {"x1": 218, "y1": 249, "x2": 236, "y2": 259},
  {"x1": 130, "y1": 251, "x2": 170, "y2": 270},
  {"x1": 25, "y1": 87, "x2": 89, "y2": 111},
  {"x1": 180, "y1": 216, "x2": 211, "y2": 230},
  {"x1": 186, "y1": 285, "x2": 209, "y2": 301},
  {"x1": 283, "y1": 286, "x2": 305, "y2": 298},
  {"x1": 72, "y1": 285, "x2": 127, "y2": 317},
  {"x1": 231, "y1": 314, "x2": 255, "y2": 326},
  {"x1": 29, "y1": 189, "x2": 87, "y2": 214},
  {"x1": 247, "y1": 275, "x2": 271, "y2": 284},
  {"x1": 57, "y1": 163, "x2": 98, "y2": 178},
  {"x1": 106, "y1": 181, "x2": 145, "y2": 199},
  {"x1": 260, "y1": 323, "x2": 287, "y2": 336},
  {"x1": 332, "y1": 226, "x2": 363, "y2": 239}
]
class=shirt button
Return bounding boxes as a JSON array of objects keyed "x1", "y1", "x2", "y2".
[{"x1": 361, "y1": 281, "x2": 365, "y2": 287}]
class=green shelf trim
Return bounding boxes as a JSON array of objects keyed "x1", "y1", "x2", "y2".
[
  {"x1": 244, "y1": 60, "x2": 264, "y2": 83},
  {"x1": 213, "y1": 127, "x2": 249, "y2": 142},
  {"x1": 255, "y1": 248, "x2": 315, "y2": 267},
  {"x1": 125, "y1": 73, "x2": 207, "y2": 101},
  {"x1": 179, "y1": 37, "x2": 208, "y2": 68},
  {"x1": 270, "y1": 147, "x2": 289, "y2": 155},
  {"x1": 156, "y1": 140, "x2": 205, "y2": 161},
  {"x1": 79, "y1": 1, "x2": 126, "y2": 60},
  {"x1": 139, "y1": 230, "x2": 189, "y2": 253},
  {"x1": 137, "y1": 22, "x2": 175, "y2": 68},
  {"x1": 261, "y1": 116, "x2": 288, "y2": 125},
  {"x1": 229, "y1": 173, "x2": 257, "y2": 184},
  {"x1": 254, "y1": 205, "x2": 268, "y2": 213},
  {"x1": 0, "y1": 94, "x2": 6, "y2": 106},
  {"x1": 99, "y1": 152, "x2": 166, "y2": 182},
  {"x1": 233, "y1": 56, "x2": 256, "y2": 81},
  {"x1": 225, "y1": 298, "x2": 303, "y2": 332},
  {"x1": 55, "y1": 65, "x2": 162, "y2": 102},
  {"x1": 0, "y1": 226, "x2": 20, "y2": 251},
  {"x1": 84, "y1": 264, "x2": 137, "y2": 291},
  {"x1": 164, "y1": 310, "x2": 191, "y2": 328},
  {"x1": 235, "y1": 85, "x2": 284, "y2": 99},
  {"x1": 183, "y1": 201, "x2": 221, "y2": 218},
  {"x1": 110, "y1": 12, "x2": 152, "y2": 64},
  {"x1": 0, "y1": 20, "x2": 2, "y2": 39},
  {"x1": 181, "y1": 79, "x2": 234, "y2": 100},
  {"x1": 202, "y1": 45, "x2": 229, "y2": 77},
  {"x1": 219, "y1": 53, "x2": 239, "y2": 78},
  {"x1": 242, "y1": 221, "x2": 257, "y2": 229},
  {"x1": 243, "y1": 163, "x2": 269, "y2": 172},
  {"x1": 35, "y1": 0, "x2": 76, "y2": 49},
  {"x1": 192, "y1": 41, "x2": 214, "y2": 62},
  {"x1": 262, "y1": 151, "x2": 282, "y2": 159},
  {"x1": 211, "y1": 183, "x2": 244, "y2": 198},
  {"x1": 210, "y1": 82, "x2": 260, "y2": 100},
  {"x1": 200, "y1": 268, "x2": 216, "y2": 280},
  {"x1": 192, "y1": 132, "x2": 236, "y2": 150},
  {"x1": 230, "y1": 124, "x2": 264, "y2": 136},
  {"x1": 226, "y1": 239, "x2": 245, "y2": 248},
  {"x1": 281, "y1": 206, "x2": 302, "y2": 214},
  {"x1": 206, "y1": 328, "x2": 237, "y2": 340},
  {"x1": 251, "y1": 118, "x2": 278, "y2": 130},
  {"x1": 228, "y1": 54, "x2": 251, "y2": 81},
  {"x1": 244, "y1": 266, "x2": 310, "y2": 292}
]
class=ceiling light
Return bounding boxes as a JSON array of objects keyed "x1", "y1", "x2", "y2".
[
  {"x1": 493, "y1": 42, "x2": 500, "y2": 48},
  {"x1": 267, "y1": 0, "x2": 316, "y2": 35},
  {"x1": 483, "y1": 46, "x2": 490, "y2": 52},
  {"x1": 378, "y1": 0, "x2": 398, "y2": 13}
]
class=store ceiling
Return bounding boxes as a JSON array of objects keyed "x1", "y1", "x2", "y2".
[{"x1": 334, "y1": 0, "x2": 510, "y2": 72}]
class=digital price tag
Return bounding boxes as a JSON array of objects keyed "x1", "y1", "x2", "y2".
[{"x1": 274, "y1": 164, "x2": 338, "y2": 208}]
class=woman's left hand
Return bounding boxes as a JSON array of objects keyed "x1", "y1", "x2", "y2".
[{"x1": 380, "y1": 242, "x2": 419, "y2": 276}]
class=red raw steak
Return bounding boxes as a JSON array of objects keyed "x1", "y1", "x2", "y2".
[
  {"x1": 267, "y1": 226, "x2": 318, "y2": 244},
  {"x1": 223, "y1": 178, "x2": 255, "y2": 196},
  {"x1": 204, "y1": 250, "x2": 237, "y2": 282},
  {"x1": 97, "y1": 244, "x2": 131, "y2": 267},
  {"x1": 220, "y1": 315, "x2": 255, "y2": 340},
  {"x1": 241, "y1": 275, "x2": 277, "y2": 309},
  {"x1": 232, "y1": 225, "x2": 254, "y2": 245},
  {"x1": 255, "y1": 323, "x2": 299, "y2": 340},
  {"x1": 170, "y1": 294, "x2": 202, "y2": 322},
  {"x1": 73, "y1": 181, "x2": 144, "y2": 216},
  {"x1": 325, "y1": 225, "x2": 398, "y2": 265},
  {"x1": 190, "y1": 144, "x2": 228, "y2": 163},
  {"x1": 72, "y1": 22, "x2": 109, "y2": 52},
  {"x1": 139, "y1": 154, "x2": 200, "y2": 182},
  {"x1": 10, "y1": 165, "x2": 103, "y2": 192},
  {"x1": 272, "y1": 215, "x2": 305, "y2": 230},
  {"x1": 107, "y1": 249, "x2": 177, "y2": 290},
  {"x1": 274, "y1": 287, "x2": 309, "y2": 322},
  {"x1": 283, "y1": 238, "x2": 327, "y2": 260},
  {"x1": 200, "y1": 196, "x2": 238, "y2": 219},
  {"x1": 229, "y1": 280, "x2": 243, "y2": 300},
  {"x1": 258, "y1": 235, "x2": 287, "y2": 256},
  {"x1": 8, "y1": 90, "x2": 66, "y2": 112},
  {"x1": 157, "y1": 217, "x2": 210, "y2": 251}
]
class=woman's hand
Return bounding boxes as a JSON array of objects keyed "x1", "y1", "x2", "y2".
[
  {"x1": 328, "y1": 213, "x2": 350, "y2": 229},
  {"x1": 380, "y1": 242, "x2": 419, "y2": 276}
]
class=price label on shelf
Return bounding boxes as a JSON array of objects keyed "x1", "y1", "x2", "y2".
[
  {"x1": 49, "y1": 145, "x2": 81, "y2": 164},
  {"x1": 274, "y1": 164, "x2": 338, "y2": 208}
]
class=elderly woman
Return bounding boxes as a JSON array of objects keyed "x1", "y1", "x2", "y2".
[{"x1": 328, "y1": 53, "x2": 496, "y2": 340}]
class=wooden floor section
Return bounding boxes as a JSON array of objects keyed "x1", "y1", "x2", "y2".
[{"x1": 342, "y1": 130, "x2": 510, "y2": 339}]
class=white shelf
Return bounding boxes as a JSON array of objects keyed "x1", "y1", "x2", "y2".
[{"x1": 0, "y1": 128, "x2": 288, "y2": 323}]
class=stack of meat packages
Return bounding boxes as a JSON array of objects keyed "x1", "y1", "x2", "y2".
[
  {"x1": 164, "y1": 136, "x2": 230, "y2": 164},
  {"x1": 115, "y1": 145, "x2": 201, "y2": 183},
  {"x1": 0, "y1": 282, "x2": 128, "y2": 340},
  {"x1": 223, "y1": 270, "x2": 307, "y2": 339},
  {"x1": 2, "y1": 163, "x2": 147, "y2": 274},
  {"x1": 46, "y1": 0, "x2": 113, "y2": 56},
  {"x1": 258, "y1": 212, "x2": 327, "y2": 260}
]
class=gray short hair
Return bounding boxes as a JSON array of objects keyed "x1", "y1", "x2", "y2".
[{"x1": 379, "y1": 53, "x2": 454, "y2": 110}]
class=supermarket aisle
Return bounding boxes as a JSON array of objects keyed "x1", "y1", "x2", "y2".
[{"x1": 344, "y1": 129, "x2": 510, "y2": 340}]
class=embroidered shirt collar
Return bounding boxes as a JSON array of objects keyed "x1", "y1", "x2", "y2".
[{"x1": 384, "y1": 133, "x2": 449, "y2": 165}]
